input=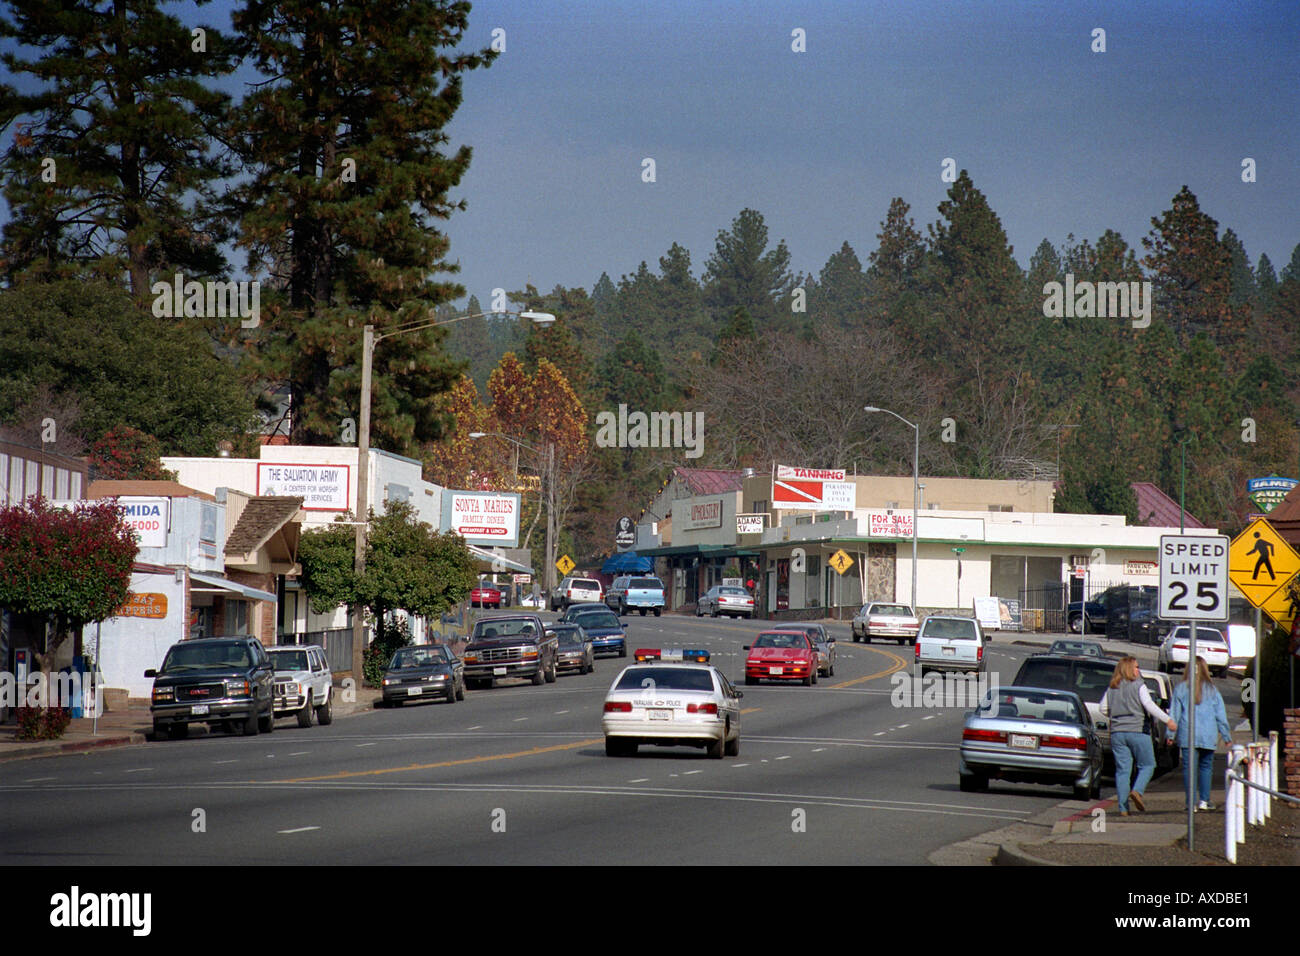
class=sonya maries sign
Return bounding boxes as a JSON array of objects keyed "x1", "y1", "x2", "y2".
[
  {"x1": 257, "y1": 462, "x2": 350, "y2": 511},
  {"x1": 442, "y1": 491, "x2": 521, "y2": 547}
]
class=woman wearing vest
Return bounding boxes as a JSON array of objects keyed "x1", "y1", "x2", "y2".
[
  {"x1": 1168, "y1": 656, "x2": 1232, "y2": 811},
  {"x1": 1099, "y1": 656, "x2": 1176, "y2": 816}
]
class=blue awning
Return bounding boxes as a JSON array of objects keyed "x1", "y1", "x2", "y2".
[{"x1": 600, "y1": 551, "x2": 653, "y2": 574}]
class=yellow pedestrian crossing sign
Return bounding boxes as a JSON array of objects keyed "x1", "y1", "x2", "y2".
[
  {"x1": 555, "y1": 554, "x2": 575, "y2": 577},
  {"x1": 828, "y1": 549, "x2": 854, "y2": 575},
  {"x1": 1259, "y1": 576, "x2": 1300, "y2": 631},
  {"x1": 1228, "y1": 517, "x2": 1300, "y2": 609}
]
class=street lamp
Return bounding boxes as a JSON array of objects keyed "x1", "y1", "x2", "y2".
[
  {"x1": 470, "y1": 431, "x2": 556, "y2": 598},
  {"x1": 352, "y1": 308, "x2": 556, "y2": 680},
  {"x1": 865, "y1": 406, "x2": 919, "y2": 614}
]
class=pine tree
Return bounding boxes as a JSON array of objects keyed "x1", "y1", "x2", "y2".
[
  {"x1": 1221, "y1": 228, "x2": 1256, "y2": 309},
  {"x1": 811, "y1": 241, "x2": 869, "y2": 330},
  {"x1": 0, "y1": 0, "x2": 237, "y2": 298},
  {"x1": 230, "y1": 0, "x2": 494, "y2": 453},
  {"x1": 702, "y1": 208, "x2": 795, "y2": 333}
]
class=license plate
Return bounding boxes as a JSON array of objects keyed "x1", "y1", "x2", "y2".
[
  {"x1": 648, "y1": 709, "x2": 672, "y2": 720},
  {"x1": 1010, "y1": 734, "x2": 1038, "y2": 750},
  {"x1": 191, "y1": 703, "x2": 209, "y2": 716},
  {"x1": 407, "y1": 687, "x2": 421, "y2": 696},
  {"x1": 942, "y1": 646, "x2": 956, "y2": 656},
  {"x1": 769, "y1": 666, "x2": 784, "y2": 675},
  {"x1": 493, "y1": 666, "x2": 507, "y2": 676}
]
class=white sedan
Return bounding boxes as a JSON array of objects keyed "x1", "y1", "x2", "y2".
[
  {"x1": 852, "y1": 602, "x2": 920, "y2": 644},
  {"x1": 601, "y1": 659, "x2": 742, "y2": 758},
  {"x1": 1157, "y1": 625, "x2": 1230, "y2": 677}
]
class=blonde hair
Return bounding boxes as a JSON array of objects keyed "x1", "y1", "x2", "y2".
[
  {"x1": 1109, "y1": 655, "x2": 1139, "y2": 689},
  {"x1": 1183, "y1": 656, "x2": 1213, "y2": 705}
]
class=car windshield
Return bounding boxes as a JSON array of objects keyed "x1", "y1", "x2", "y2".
[
  {"x1": 984, "y1": 691, "x2": 1083, "y2": 724},
  {"x1": 629, "y1": 578, "x2": 662, "y2": 589},
  {"x1": 269, "y1": 649, "x2": 310, "y2": 671},
  {"x1": 162, "y1": 643, "x2": 251, "y2": 671},
  {"x1": 554, "y1": 628, "x2": 585, "y2": 646},
  {"x1": 922, "y1": 618, "x2": 978, "y2": 640},
  {"x1": 754, "y1": 633, "x2": 806, "y2": 649},
  {"x1": 614, "y1": 667, "x2": 715, "y2": 692},
  {"x1": 473, "y1": 619, "x2": 538, "y2": 640},
  {"x1": 871, "y1": 605, "x2": 912, "y2": 616},
  {"x1": 1014, "y1": 659, "x2": 1113, "y2": 703},
  {"x1": 390, "y1": 647, "x2": 446, "y2": 669},
  {"x1": 574, "y1": 610, "x2": 619, "y2": 628}
]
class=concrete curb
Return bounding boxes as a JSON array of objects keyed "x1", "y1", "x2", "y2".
[
  {"x1": 0, "y1": 732, "x2": 148, "y2": 763},
  {"x1": 995, "y1": 843, "x2": 1064, "y2": 866}
]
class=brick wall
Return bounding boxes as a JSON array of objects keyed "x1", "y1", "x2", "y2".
[{"x1": 1284, "y1": 708, "x2": 1300, "y2": 796}]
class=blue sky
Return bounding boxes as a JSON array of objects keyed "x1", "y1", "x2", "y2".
[{"x1": 3, "y1": 0, "x2": 1298, "y2": 301}]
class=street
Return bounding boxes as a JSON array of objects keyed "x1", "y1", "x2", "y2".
[{"x1": 3, "y1": 617, "x2": 1086, "y2": 866}]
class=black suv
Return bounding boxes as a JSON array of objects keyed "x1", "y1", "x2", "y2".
[{"x1": 146, "y1": 637, "x2": 276, "y2": 739}]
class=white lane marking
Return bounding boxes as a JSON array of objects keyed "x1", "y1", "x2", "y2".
[
  {"x1": 897, "y1": 724, "x2": 910, "y2": 729},
  {"x1": 629, "y1": 778, "x2": 650, "y2": 783},
  {"x1": 923, "y1": 715, "x2": 936, "y2": 720},
  {"x1": 731, "y1": 763, "x2": 749, "y2": 767},
  {"x1": 23, "y1": 777, "x2": 55, "y2": 783},
  {"x1": 684, "y1": 770, "x2": 703, "y2": 775},
  {"x1": 123, "y1": 768, "x2": 152, "y2": 774},
  {"x1": 554, "y1": 710, "x2": 569, "y2": 715},
  {"x1": 278, "y1": 826, "x2": 321, "y2": 834},
  {"x1": 356, "y1": 742, "x2": 377, "y2": 748},
  {"x1": 812, "y1": 748, "x2": 825, "y2": 752},
  {"x1": 288, "y1": 751, "x2": 310, "y2": 756},
  {"x1": 775, "y1": 755, "x2": 790, "y2": 761},
  {"x1": 874, "y1": 732, "x2": 886, "y2": 736},
  {"x1": 214, "y1": 759, "x2": 238, "y2": 765},
  {"x1": 513, "y1": 717, "x2": 528, "y2": 722},
  {"x1": 467, "y1": 726, "x2": 483, "y2": 730}
]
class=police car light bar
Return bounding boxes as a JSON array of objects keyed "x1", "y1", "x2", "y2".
[{"x1": 633, "y1": 648, "x2": 711, "y2": 663}]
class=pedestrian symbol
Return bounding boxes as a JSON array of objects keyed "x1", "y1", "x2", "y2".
[{"x1": 1229, "y1": 518, "x2": 1300, "y2": 609}]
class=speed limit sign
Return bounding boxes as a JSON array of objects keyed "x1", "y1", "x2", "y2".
[{"x1": 1158, "y1": 534, "x2": 1230, "y2": 622}]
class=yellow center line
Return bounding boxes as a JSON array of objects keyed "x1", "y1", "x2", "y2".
[
  {"x1": 740, "y1": 707, "x2": 761, "y2": 715},
  {"x1": 273, "y1": 738, "x2": 604, "y2": 783},
  {"x1": 828, "y1": 647, "x2": 908, "y2": 689}
]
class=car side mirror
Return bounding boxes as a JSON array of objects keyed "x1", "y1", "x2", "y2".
[
  {"x1": 827, "y1": 637, "x2": 835, "y2": 643},
  {"x1": 735, "y1": 690, "x2": 744, "y2": 699},
  {"x1": 144, "y1": 669, "x2": 157, "y2": 678}
]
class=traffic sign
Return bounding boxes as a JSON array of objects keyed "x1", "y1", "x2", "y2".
[
  {"x1": 1228, "y1": 517, "x2": 1300, "y2": 609},
  {"x1": 1259, "y1": 576, "x2": 1300, "y2": 631},
  {"x1": 555, "y1": 554, "x2": 575, "y2": 577},
  {"x1": 1158, "y1": 534, "x2": 1230, "y2": 622},
  {"x1": 828, "y1": 549, "x2": 853, "y2": 575}
]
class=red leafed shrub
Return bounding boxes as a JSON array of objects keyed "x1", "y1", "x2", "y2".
[
  {"x1": 88, "y1": 426, "x2": 178, "y2": 481},
  {"x1": 16, "y1": 706, "x2": 72, "y2": 740}
]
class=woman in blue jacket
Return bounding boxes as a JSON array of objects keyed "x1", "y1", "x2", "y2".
[{"x1": 1167, "y1": 656, "x2": 1233, "y2": 811}]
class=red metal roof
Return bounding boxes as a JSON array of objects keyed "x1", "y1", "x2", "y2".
[
  {"x1": 676, "y1": 467, "x2": 745, "y2": 496},
  {"x1": 1131, "y1": 481, "x2": 1204, "y2": 528}
]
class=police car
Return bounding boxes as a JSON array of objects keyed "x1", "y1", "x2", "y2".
[{"x1": 602, "y1": 649, "x2": 743, "y2": 759}]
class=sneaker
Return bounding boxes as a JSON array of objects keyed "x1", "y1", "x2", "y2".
[
  {"x1": 1130, "y1": 791, "x2": 1146, "y2": 812},
  {"x1": 1197, "y1": 800, "x2": 1214, "y2": 811}
]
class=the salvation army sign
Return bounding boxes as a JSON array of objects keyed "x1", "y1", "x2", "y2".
[
  {"x1": 772, "y1": 465, "x2": 855, "y2": 511},
  {"x1": 257, "y1": 462, "x2": 350, "y2": 511},
  {"x1": 444, "y1": 492, "x2": 521, "y2": 548}
]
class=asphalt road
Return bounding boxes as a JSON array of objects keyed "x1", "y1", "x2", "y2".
[{"x1": 0, "y1": 617, "x2": 1155, "y2": 865}]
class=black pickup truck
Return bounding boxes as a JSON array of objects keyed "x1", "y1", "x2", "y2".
[
  {"x1": 462, "y1": 613, "x2": 558, "y2": 689},
  {"x1": 146, "y1": 636, "x2": 276, "y2": 739}
]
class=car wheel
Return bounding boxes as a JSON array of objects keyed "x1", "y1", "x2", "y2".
[
  {"x1": 695, "y1": 604, "x2": 703, "y2": 617},
  {"x1": 531, "y1": 666, "x2": 545, "y2": 686},
  {"x1": 829, "y1": 662, "x2": 835, "y2": 677},
  {"x1": 707, "y1": 729, "x2": 725, "y2": 759},
  {"x1": 259, "y1": 701, "x2": 274, "y2": 734},
  {"x1": 445, "y1": 684, "x2": 457, "y2": 703},
  {"x1": 242, "y1": 707, "x2": 259, "y2": 736},
  {"x1": 864, "y1": 633, "x2": 872, "y2": 644},
  {"x1": 152, "y1": 719, "x2": 167, "y2": 741},
  {"x1": 168, "y1": 722, "x2": 189, "y2": 740},
  {"x1": 959, "y1": 773, "x2": 987, "y2": 793},
  {"x1": 545, "y1": 660, "x2": 557, "y2": 683},
  {"x1": 297, "y1": 697, "x2": 314, "y2": 728},
  {"x1": 803, "y1": 673, "x2": 813, "y2": 687},
  {"x1": 1090, "y1": 772, "x2": 1102, "y2": 800},
  {"x1": 1069, "y1": 614, "x2": 1083, "y2": 634},
  {"x1": 745, "y1": 676, "x2": 757, "y2": 686},
  {"x1": 456, "y1": 678, "x2": 465, "y2": 701},
  {"x1": 725, "y1": 731, "x2": 740, "y2": 757},
  {"x1": 653, "y1": 608, "x2": 661, "y2": 617},
  {"x1": 605, "y1": 737, "x2": 635, "y2": 757},
  {"x1": 639, "y1": 608, "x2": 646, "y2": 616},
  {"x1": 316, "y1": 689, "x2": 333, "y2": 725},
  {"x1": 618, "y1": 645, "x2": 626, "y2": 658},
  {"x1": 1073, "y1": 783, "x2": 1092, "y2": 801}
]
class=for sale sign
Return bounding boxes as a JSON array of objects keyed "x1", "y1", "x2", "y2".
[
  {"x1": 1158, "y1": 534, "x2": 1230, "y2": 622},
  {"x1": 869, "y1": 512, "x2": 914, "y2": 537}
]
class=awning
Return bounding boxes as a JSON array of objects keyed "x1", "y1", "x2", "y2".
[
  {"x1": 467, "y1": 545, "x2": 535, "y2": 575},
  {"x1": 189, "y1": 571, "x2": 277, "y2": 603},
  {"x1": 601, "y1": 551, "x2": 653, "y2": 574}
]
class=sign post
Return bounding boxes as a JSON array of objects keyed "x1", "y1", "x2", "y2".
[{"x1": 1158, "y1": 533, "x2": 1229, "y2": 852}]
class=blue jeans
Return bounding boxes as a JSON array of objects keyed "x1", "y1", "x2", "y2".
[
  {"x1": 1111, "y1": 732, "x2": 1155, "y2": 812},
  {"x1": 1181, "y1": 747, "x2": 1215, "y2": 804}
]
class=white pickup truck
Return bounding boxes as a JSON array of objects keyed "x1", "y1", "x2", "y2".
[{"x1": 267, "y1": 645, "x2": 334, "y2": 727}]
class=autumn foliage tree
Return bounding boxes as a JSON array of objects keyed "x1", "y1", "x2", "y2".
[{"x1": 88, "y1": 426, "x2": 179, "y2": 481}]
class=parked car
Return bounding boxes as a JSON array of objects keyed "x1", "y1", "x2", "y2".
[
  {"x1": 550, "y1": 623, "x2": 595, "y2": 675},
  {"x1": 1046, "y1": 639, "x2": 1106, "y2": 659},
  {"x1": 562, "y1": 604, "x2": 627, "y2": 657},
  {"x1": 381, "y1": 644, "x2": 465, "y2": 706},
  {"x1": 462, "y1": 613, "x2": 558, "y2": 689},
  {"x1": 146, "y1": 636, "x2": 275, "y2": 739},
  {"x1": 602, "y1": 660, "x2": 742, "y2": 758},
  {"x1": 696, "y1": 585, "x2": 755, "y2": 619},
  {"x1": 1068, "y1": 584, "x2": 1157, "y2": 636},
  {"x1": 606, "y1": 576, "x2": 666, "y2": 616},
  {"x1": 267, "y1": 644, "x2": 334, "y2": 727},
  {"x1": 551, "y1": 577, "x2": 603, "y2": 611},
  {"x1": 914, "y1": 616, "x2": 986, "y2": 675},
  {"x1": 1157, "y1": 625, "x2": 1231, "y2": 677},
  {"x1": 743, "y1": 630, "x2": 818, "y2": 686},
  {"x1": 1141, "y1": 668, "x2": 1179, "y2": 772},
  {"x1": 958, "y1": 686, "x2": 1103, "y2": 800},
  {"x1": 471, "y1": 583, "x2": 503, "y2": 608},
  {"x1": 852, "y1": 602, "x2": 920, "y2": 644},
  {"x1": 770, "y1": 622, "x2": 836, "y2": 677}
]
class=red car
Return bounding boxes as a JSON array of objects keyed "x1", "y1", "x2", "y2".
[
  {"x1": 743, "y1": 631, "x2": 818, "y2": 686},
  {"x1": 470, "y1": 584, "x2": 503, "y2": 609}
]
